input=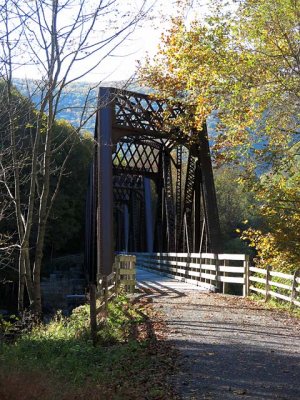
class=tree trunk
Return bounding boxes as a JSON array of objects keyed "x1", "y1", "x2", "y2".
[
  {"x1": 24, "y1": 246, "x2": 35, "y2": 307},
  {"x1": 33, "y1": 228, "x2": 45, "y2": 315},
  {"x1": 33, "y1": 120, "x2": 53, "y2": 315},
  {"x1": 18, "y1": 252, "x2": 25, "y2": 312}
]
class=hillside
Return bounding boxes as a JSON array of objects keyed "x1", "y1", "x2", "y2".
[
  {"x1": 13, "y1": 79, "x2": 216, "y2": 138},
  {"x1": 13, "y1": 79, "x2": 143, "y2": 133}
]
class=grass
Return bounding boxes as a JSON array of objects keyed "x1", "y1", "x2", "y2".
[
  {"x1": 249, "y1": 294, "x2": 300, "y2": 318},
  {"x1": 0, "y1": 295, "x2": 178, "y2": 400}
]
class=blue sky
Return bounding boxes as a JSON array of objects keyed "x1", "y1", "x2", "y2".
[{"x1": 10, "y1": 0, "x2": 212, "y2": 83}]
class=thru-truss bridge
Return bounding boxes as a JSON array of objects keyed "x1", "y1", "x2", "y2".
[{"x1": 85, "y1": 87, "x2": 221, "y2": 283}]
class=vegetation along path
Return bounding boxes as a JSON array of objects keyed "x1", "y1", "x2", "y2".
[{"x1": 136, "y1": 268, "x2": 300, "y2": 400}]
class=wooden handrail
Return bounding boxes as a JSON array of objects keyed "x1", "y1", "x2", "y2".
[{"x1": 134, "y1": 252, "x2": 300, "y2": 308}]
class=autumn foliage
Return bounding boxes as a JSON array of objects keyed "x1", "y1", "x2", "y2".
[{"x1": 140, "y1": 0, "x2": 300, "y2": 272}]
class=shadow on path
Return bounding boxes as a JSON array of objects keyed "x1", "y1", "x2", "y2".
[
  {"x1": 172, "y1": 340, "x2": 300, "y2": 400},
  {"x1": 136, "y1": 267, "x2": 300, "y2": 400}
]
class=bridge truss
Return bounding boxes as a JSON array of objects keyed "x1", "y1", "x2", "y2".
[{"x1": 85, "y1": 87, "x2": 221, "y2": 282}]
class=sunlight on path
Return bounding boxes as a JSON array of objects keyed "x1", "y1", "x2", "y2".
[
  {"x1": 136, "y1": 267, "x2": 208, "y2": 299},
  {"x1": 136, "y1": 267, "x2": 300, "y2": 400}
]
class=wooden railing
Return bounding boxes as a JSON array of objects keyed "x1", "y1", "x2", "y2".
[
  {"x1": 248, "y1": 265, "x2": 300, "y2": 308},
  {"x1": 135, "y1": 252, "x2": 250, "y2": 296},
  {"x1": 96, "y1": 254, "x2": 136, "y2": 310},
  {"x1": 135, "y1": 252, "x2": 300, "y2": 308},
  {"x1": 90, "y1": 252, "x2": 299, "y2": 342},
  {"x1": 90, "y1": 255, "x2": 136, "y2": 344}
]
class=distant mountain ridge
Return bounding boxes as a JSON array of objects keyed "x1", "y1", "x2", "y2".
[
  {"x1": 13, "y1": 79, "x2": 216, "y2": 140},
  {"x1": 13, "y1": 79, "x2": 145, "y2": 133}
]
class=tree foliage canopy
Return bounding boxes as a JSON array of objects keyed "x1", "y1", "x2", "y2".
[
  {"x1": 0, "y1": 0, "x2": 151, "y2": 313},
  {"x1": 0, "y1": 82, "x2": 93, "y2": 291},
  {"x1": 140, "y1": 0, "x2": 300, "y2": 270}
]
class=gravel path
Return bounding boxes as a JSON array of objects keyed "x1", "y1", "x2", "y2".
[{"x1": 137, "y1": 268, "x2": 300, "y2": 400}]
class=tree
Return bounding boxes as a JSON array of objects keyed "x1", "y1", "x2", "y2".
[
  {"x1": 214, "y1": 166, "x2": 256, "y2": 253},
  {"x1": 139, "y1": 0, "x2": 300, "y2": 270},
  {"x1": 0, "y1": 85, "x2": 94, "y2": 307},
  {"x1": 45, "y1": 126, "x2": 93, "y2": 256},
  {"x1": 240, "y1": 155, "x2": 300, "y2": 271},
  {"x1": 0, "y1": 0, "x2": 151, "y2": 314}
]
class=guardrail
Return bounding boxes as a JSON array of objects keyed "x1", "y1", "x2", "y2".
[
  {"x1": 95, "y1": 255, "x2": 136, "y2": 312},
  {"x1": 135, "y1": 252, "x2": 250, "y2": 296},
  {"x1": 135, "y1": 253, "x2": 300, "y2": 308},
  {"x1": 89, "y1": 255, "x2": 136, "y2": 344},
  {"x1": 248, "y1": 265, "x2": 300, "y2": 308},
  {"x1": 89, "y1": 252, "x2": 299, "y2": 343}
]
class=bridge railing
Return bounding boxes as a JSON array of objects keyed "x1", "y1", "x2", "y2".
[
  {"x1": 90, "y1": 255, "x2": 136, "y2": 344},
  {"x1": 135, "y1": 252, "x2": 300, "y2": 307},
  {"x1": 248, "y1": 265, "x2": 300, "y2": 308},
  {"x1": 96, "y1": 255, "x2": 136, "y2": 310},
  {"x1": 135, "y1": 252, "x2": 250, "y2": 296}
]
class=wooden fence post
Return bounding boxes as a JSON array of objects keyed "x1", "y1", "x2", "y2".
[
  {"x1": 214, "y1": 254, "x2": 220, "y2": 292},
  {"x1": 198, "y1": 254, "x2": 202, "y2": 284},
  {"x1": 265, "y1": 265, "x2": 272, "y2": 302},
  {"x1": 103, "y1": 276, "x2": 108, "y2": 315},
  {"x1": 114, "y1": 259, "x2": 120, "y2": 296},
  {"x1": 222, "y1": 259, "x2": 229, "y2": 294},
  {"x1": 243, "y1": 256, "x2": 250, "y2": 297},
  {"x1": 118, "y1": 255, "x2": 136, "y2": 293},
  {"x1": 290, "y1": 268, "x2": 300, "y2": 309},
  {"x1": 89, "y1": 283, "x2": 97, "y2": 346}
]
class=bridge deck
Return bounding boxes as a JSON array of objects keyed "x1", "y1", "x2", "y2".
[
  {"x1": 136, "y1": 267, "x2": 209, "y2": 297},
  {"x1": 135, "y1": 267, "x2": 300, "y2": 399}
]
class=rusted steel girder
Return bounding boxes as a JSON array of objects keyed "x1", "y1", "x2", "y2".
[{"x1": 85, "y1": 87, "x2": 221, "y2": 283}]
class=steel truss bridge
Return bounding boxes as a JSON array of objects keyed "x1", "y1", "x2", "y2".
[{"x1": 85, "y1": 87, "x2": 221, "y2": 283}]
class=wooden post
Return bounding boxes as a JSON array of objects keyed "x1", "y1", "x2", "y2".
[
  {"x1": 114, "y1": 260, "x2": 120, "y2": 296},
  {"x1": 130, "y1": 257, "x2": 136, "y2": 293},
  {"x1": 103, "y1": 276, "x2": 108, "y2": 315},
  {"x1": 118, "y1": 255, "x2": 136, "y2": 293},
  {"x1": 243, "y1": 256, "x2": 250, "y2": 297},
  {"x1": 204, "y1": 256, "x2": 208, "y2": 284},
  {"x1": 89, "y1": 283, "x2": 97, "y2": 346},
  {"x1": 265, "y1": 265, "x2": 272, "y2": 302},
  {"x1": 290, "y1": 268, "x2": 300, "y2": 309},
  {"x1": 214, "y1": 254, "x2": 220, "y2": 292},
  {"x1": 222, "y1": 260, "x2": 229, "y2": 294},
  {"x1": 199, "y1": 254, "x2": 203, "y2": 285}
]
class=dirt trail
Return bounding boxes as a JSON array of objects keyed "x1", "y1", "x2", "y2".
[{"x1": 137, "y1": 268, "x2": 300, "y2": 400}]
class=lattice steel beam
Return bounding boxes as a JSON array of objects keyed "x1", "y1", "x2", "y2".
[
  {"x1": 180, "y1": 153, "x2": 197, "y2": 253},
  {"x1": 175, "y1": 145, "x2": 182, "y2": 252},
  {"x1": 85, "y1": 86, "x2": 221, "y2": 283},
  {"x1": 163, "y1": 152, "x2": 176, "y2": 252},
  {"x1": 113, "y1": 89, "x2": 185, "y2": 134}
]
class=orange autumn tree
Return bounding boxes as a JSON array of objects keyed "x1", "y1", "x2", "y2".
[{"x1": 139, "y1": 0, "x2": 300, "y2": 271}]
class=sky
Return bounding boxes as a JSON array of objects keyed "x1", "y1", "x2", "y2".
[
  {"x1": 8, "y1": 0, "x2": 213, "y2": 84},
  {"x1": 94, "y1": 0, "x2": 212, "y2": 83}
]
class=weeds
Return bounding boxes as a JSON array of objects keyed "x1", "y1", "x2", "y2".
[
  {"x1": 250, "y1": 294, "x2": 300, "y2": 318},
  {"x1": 0, "y1": 295, "x2": 177, "y2": 400}
]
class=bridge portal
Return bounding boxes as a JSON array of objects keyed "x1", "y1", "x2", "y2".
[{"x1": 85, "y1": 87, "x2": 221, "y2": 283}]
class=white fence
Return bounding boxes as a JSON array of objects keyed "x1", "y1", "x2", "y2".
[
  {"x1": 90, "y1": 255, "x2": 136, "y2": 344},
  {"x1": 135, "y1": 252, "x2": 300, "y2": 308},
  {"x1": 96, "y1": 254, "x2": 136, "y2": 309},
  {"x1": 248, "y1": 265, "x2": 300, "y2": 308},
  {"x1": 135, "y1": 252, "x2": 249, "y2": 296}
]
